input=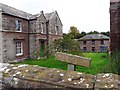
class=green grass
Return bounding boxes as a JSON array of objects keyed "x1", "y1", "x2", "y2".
[
  {"x1": 17, "y1": 56, "x2": 68, "y2": 70},
  {"x1": 16, "y1": 53, "x2": 109, "y2": 75},
  {"x1": 76, "y1": 53, "x2": 109, "y2": 74}
]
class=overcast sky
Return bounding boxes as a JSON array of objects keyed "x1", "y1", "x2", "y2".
[{"x1": 0, "y1": 0, "x2": 110, "y2": 33}]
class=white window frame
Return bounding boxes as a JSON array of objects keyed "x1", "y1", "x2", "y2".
[
  {"x1": 16, "y1": 41, "x2": 23, "y2": 56},
  {"x1": 16, "y1": 20, "x2": 22, "y2": 32}
]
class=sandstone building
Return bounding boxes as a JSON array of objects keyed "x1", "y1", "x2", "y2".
[
  {"x1": 79, "y1": 34, "x2": 110, "y2": 52},
  {"x1": 110, "y1": 0, "x2": 120, "y2": 52},
  {"x1": 0, "y1": 3, "x2": 63, "y2": 62}
]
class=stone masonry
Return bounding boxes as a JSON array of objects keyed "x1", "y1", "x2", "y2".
[
  {"x1": 110, "y1": 0, "x2": 120, "y2": 51},
  {"x1": 55, "y1": 52, "x2": 91, "y2": 68},
  {"x1": 0, "y1": 63, "x2": 119, "y2": 89},
  {"x1": 0, "y1": 10, "x2": 3, "y2": 62}
]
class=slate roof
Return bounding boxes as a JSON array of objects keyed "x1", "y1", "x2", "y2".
[
  {"x1": 79, "y1": 34, "x2": 110, "y2": 40},
  {"x1": 44, "y1": 12, "x2": 54, "y2": 20},
  {"x1": 0, "y1": 3, "x2": 35, "y2": 20},
  {"x1": 45, "y1": 11, "x2": 63, "y2": 25},
  {"x1": 0, "y1": 3, "x2": 62, "y2": 25},
  {"x1": 34, "y1": 12, "x2": 54, "y2": 20},
  {"x1": 34, "y1": 11, "x2": 62, "y2": 25}
]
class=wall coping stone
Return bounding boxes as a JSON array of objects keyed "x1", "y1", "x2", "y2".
[{"x1": 0, "y1": 63, "x2": 119, "y2": 89}]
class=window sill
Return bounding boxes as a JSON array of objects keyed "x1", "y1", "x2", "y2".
[
  {"x1": 16, "y1": 53, "x2": 23, "y2": 56},
  {"x1": 16, "y1": 31, "x2": 22, "y2": 32},
  {"x1": 41, "y1": 32, "x2": 46, "y2": 34}
]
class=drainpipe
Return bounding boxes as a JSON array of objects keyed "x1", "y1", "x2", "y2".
[
  {"x1": 27, "y1": 20, "x2": 30, "y2": 59},
  {"x1": 46, "y1": 20, "x2": 49, "y2": 58}
]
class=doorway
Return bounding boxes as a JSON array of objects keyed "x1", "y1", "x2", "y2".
[{"x1": 40, "y1": 40, "x2": 45, "y2": 57}]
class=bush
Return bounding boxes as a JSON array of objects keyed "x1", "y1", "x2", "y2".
[
  {"x1": 105, "y1": 51, "x2": 120, "y2": 75},
  {"x1": 52, "y1": 37, "x2": 83, "y2": 56}
]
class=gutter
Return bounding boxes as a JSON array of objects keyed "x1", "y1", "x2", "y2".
[{"x1": 27, "y1": 21, "x2": 30, "y2": 59}]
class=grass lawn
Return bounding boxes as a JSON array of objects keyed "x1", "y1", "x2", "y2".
[
  {"x1": 76, "y1": 53, "x2": 109, "y2": 74},
  {"x1": 16, "y1": 53, "x2": 109, "y2": 75}
]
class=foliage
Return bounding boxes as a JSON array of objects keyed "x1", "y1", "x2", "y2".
[
  {"x1": 104, "y1": 51, "x2": 120, "y2": 75},
  {"x1": 80, "y1": 31, "x2": 87, "y2": 38},
  {"x1": 32, "y1": 47, "x2": 50, "y2": 60},
  {"x1": 53, "y1": 35, "x2": 83, "y2": 56},
  {"x1": 100, "y1": 31, "x2": 110, "y2": 37},
  {"x1": 68, "y1": 26, "x2": 81, "y2": 39},
  {"x1": 16, "y1": 53, "x2": 109, "y2": 75},
  {"x1": 32, "y1": 50, "x2": 39, "y2": 59},
  {"x1": 87, "y1": 31, "x2": 99, "y2": 34},
  {"x1": 64, "y1": 26, "x2": 110, "y2": 39}
]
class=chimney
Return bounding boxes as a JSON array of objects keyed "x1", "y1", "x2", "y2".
[{"x1": 40, "y1": 11, "x2": 44, "y2": 14}]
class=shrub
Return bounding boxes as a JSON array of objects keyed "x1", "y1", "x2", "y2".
[
  {"x1": 52, "y1": 38, "x2": 83, "y2": 56},
  {"x1": 105, "y1": 51, "x2": 120, "y2": 75}
]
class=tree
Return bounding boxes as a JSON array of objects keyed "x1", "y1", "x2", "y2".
[
  {"x1": 68, "y1": 26, "x2": 81, "y2": 39},
  {"x1": 87, "y1": 31, "x2": 99, "y2": 34},
  {"x1": 52, "y1": 35, "x2": 83, "y2": 56},
  {"x1": 101, "y1": 31, "x2": 110, "y2": 37},
  {"x1": 80, "y1": 31, "x2": 87, "y2": 37}
]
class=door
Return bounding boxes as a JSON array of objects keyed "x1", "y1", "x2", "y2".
[{"x1": 40, "y1": 40, "x2": 45, "y2": 57}]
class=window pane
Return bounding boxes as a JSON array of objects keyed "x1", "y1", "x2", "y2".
[
  {"x1": 16, "y1": 20, "x2": 22, "y2": 31},
  {"x1": 16, "y1": 41, "x2": 23, "y2": 55}
]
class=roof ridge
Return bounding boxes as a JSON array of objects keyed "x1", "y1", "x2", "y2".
[{"x1": 79, "y1": 34, "x2": 109, "y2": 40}]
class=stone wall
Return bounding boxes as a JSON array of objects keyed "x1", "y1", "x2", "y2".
[
  {"x1": 48, "y1": 12, "x2": 62, "y2": 36},
  {"x1": 29, "y1": 20, "x2": 37, "y2": 33},
  {"x1": 2, "y1": 32, "x2": 29, "y2": 63},
  {"x1": 49, "y1": 34, "x2": 63, "y2": 45},
  {"x1": 0, "y1": 11, "x2": 3, "y2": 62},
  {"x1": 1, "y1": 14, "x2": 29, "y2": 63},
  {"x1": 2, "y1": 14, "x2": 28, "y2": 33},
  {"x1": 110, "y1": 1, "x2": 120, "y2": 51},
  {"x1": 0, "y1": 63, "x2": 119, "y2": 89},
  {"x1": 56, "y1": 52, "x2": 91, "y2": 68},
  {"x1": 0, "y1": 32, "x2": 3, "y2": 62},
  {"x1": 28, "y1": 11, "x2": 63, "y2": 58},
  {"x1": 0, "y1": 11, "x2": 2, "y2": 31},
  {"x1": 29, "y1": 34, "x2": 36, "y2": 58}
]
